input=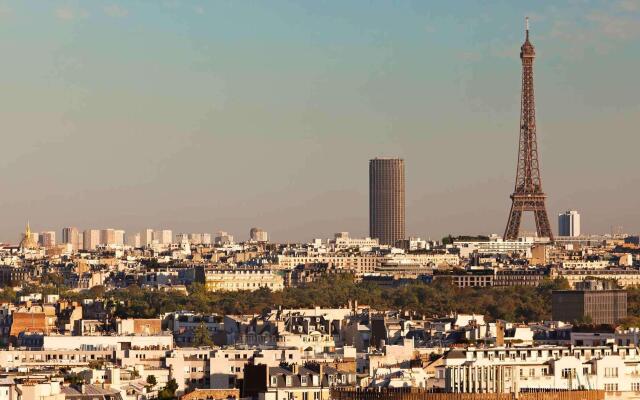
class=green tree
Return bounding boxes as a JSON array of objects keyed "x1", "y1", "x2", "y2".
[
  {"x1": 193, "y1": 323, "x2": 213, "y2": 347},
  {"x1": 158, "y1": 378, "x2": 178, "y2": 400},
  {"x1": 146, "y1": 375, "x2": 157, "y2": 387}
]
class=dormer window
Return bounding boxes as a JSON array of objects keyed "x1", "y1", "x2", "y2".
[
  {"x1": 285, "y1": 376, "x2": 292, "y2": 387},
  {"x1": 301, "y1": 376, "x2": 308, "y2": 386},
  {"x1": 271, "y1": 376, "x2": 278, "y2": 386}
]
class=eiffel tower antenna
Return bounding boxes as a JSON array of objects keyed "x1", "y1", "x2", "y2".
[{"x1": 503, "y1": 18, "x2": 554, "y2": 241}]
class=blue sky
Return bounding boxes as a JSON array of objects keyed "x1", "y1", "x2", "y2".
[{"x1": 1, "y1": 0, "x2": 639, "y2": 242}]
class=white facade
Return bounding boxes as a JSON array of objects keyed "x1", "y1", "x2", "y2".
[
  {"x1": 454, "y1": 236, "x2": 534, "y2": 258},
  {"x1": 558, "y1": 210, "x2": 581, "y2": 237},
  {"x1": 330, "y1": 233, "x2": 379, "y2": 250},
  {"x1": 441, "y1": 345, "x2": 640, "y2": 393}
]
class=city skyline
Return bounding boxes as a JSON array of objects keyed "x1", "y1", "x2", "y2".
[{"x1": 1, "y1": 1, "x2": 639, "y2": 242}]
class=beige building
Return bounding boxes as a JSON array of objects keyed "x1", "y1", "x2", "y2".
[
  {"x1": 61, "y1": 227, "x2": 82, "y2": 251},
  {"x1": 278, "y1": 253, "x2": 458, "y2": 276},
  {"x1": 100, "y1": 229, "x2": 116, "y2": 246},
  {"x1": 39, "y1": 231, "x2": 56, "y2": 248},
  {"x1": 83, "y1": 229, "x2": 101, "y2": 251},
  {"x1": 550, "y1": 268, "x2": 640, "y2": 288},
  {"x1": 197, "y1": 268, "x2": 284, "y2": 292}
]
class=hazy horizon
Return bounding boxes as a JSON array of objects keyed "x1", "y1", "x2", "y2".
[{"x1": 1, "y1": 1, "x2": 639, "y2": 244}]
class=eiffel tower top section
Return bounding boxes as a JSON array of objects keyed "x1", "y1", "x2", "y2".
[{"x1": 521, "y1": 17, "x2": 535, "y2": 59}]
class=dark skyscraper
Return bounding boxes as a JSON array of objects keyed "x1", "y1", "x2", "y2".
[{"x1": 369, "y1": 158, "x2": 405, "y2": 246}]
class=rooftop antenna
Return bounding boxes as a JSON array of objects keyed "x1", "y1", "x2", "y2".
[{"x1": 525, "y1": 16, "x2": 530, "y2": 40}]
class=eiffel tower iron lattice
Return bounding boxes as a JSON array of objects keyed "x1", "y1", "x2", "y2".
[{"x1": 503, "y1": 18, "x2": 554, "y2": 241}]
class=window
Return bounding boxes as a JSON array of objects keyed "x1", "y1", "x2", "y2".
[
  {"x1": 604, "y1": 383, "x2": 618, "y2": 392},
  {"x1": 271, "y1": 376, "x2": 278, "y2": 386},
  {"x1": 604, "y1": 367, "x2": 618, "y2": 377},
  {"x1": 301, "y1": 376, "x2": 308, "y2": 386}
]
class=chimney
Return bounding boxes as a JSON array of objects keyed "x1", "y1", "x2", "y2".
[
  {"x1": 496, "y1": 321, "x2": 505, "y2": 346},
  {"x1": 292, "y1": 363, "x2": 299, "y2": 375}
]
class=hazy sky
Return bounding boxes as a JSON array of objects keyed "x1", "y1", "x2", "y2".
[{"x1": 1, "y1": 0, "x2": 639, "y2": 244}]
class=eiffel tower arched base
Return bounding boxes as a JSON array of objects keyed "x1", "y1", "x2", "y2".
[{"x1": 504, "y1": 193, "x2": 554, "y2": 241}]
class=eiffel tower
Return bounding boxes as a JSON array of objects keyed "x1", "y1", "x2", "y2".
[{"x1": 504, "y1": 18, "x2": 553, "y2": 241}]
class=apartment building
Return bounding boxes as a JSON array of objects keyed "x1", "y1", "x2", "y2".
[
  {"x1": 440, "y1": 344, "x2": 640, "y2": 393},
  {"x1": 194, "y1": 267, "x2": 284, "y2": 292}
]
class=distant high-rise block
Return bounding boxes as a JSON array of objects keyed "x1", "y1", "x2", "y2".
[
  {"x1": 154, "y1": 229, "x2": 173, "y2": 245},
  {"x1": 83, "y1": 229, "x2": 100, "y2": 250},
  {"x1": 369, "y1": 158, "x2": 405, "y2": 246},
  {"x1": 114, "y1": 229, "x2": 125, "y2": 246},
  {"x1": 39, "y1": 231, "x2": 56, "y2": 248},
  {"x1": 215, "y1": 231, "x2": 234, "y2": 246},
  {"x1": 126, "y1": 232, "x2": 141, "y2": 247},
  {"x1": 250, "y1": 227, "x2": 268, "y2": 243},
  {"x1": 558, "y1": 210, "x2": 581, "y2": 237},
  {"x1": 200, "y1": 233, "x2": 212, "y2": 245},
  {"x1": 141, "y1": 229, "x2": 154, "y2": 247},
  {"x1": 100, "y1": 229, "x2": 116, "y2": 246},
  {"x1": 62, "y1": 227, "x2": 81, "y2": 250}
]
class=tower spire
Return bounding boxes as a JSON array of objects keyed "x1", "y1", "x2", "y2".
[{"x1": 525, "y1": 16, "x2": 529, "y2": 40}]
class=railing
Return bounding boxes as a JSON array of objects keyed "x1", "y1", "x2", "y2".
[{"x1": 330, "y1": 388, "x2": 605, "y2": 400}]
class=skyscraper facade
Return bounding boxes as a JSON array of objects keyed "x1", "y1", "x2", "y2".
[
  {"x1": 558, "y1": 210, "x2": 581, "y2": 237},
  {"x1": 369, "y1": 158, "x2": 405, "y2": 247}
]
